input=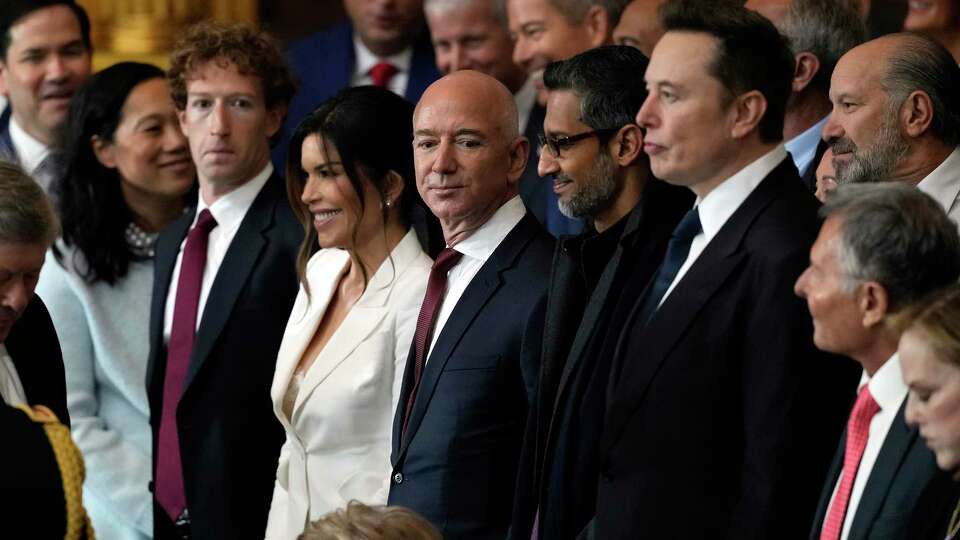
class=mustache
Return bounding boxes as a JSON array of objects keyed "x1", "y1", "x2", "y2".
[{"x1": 829, "y1": 136, "x2": 857, "y2": 155}]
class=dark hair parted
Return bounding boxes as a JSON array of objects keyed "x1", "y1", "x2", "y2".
[
  {"x1": 778, "y1": 0, "x2": 865, "y2": 96},
  {"x1": 0, "y1": 0, "x2": 90, "y2": 59},
  {"x1": 52, "y1": 62, "x2": 169, "y2": 285},
  {"x1": 0, "y1": 161, "x2": 58, "y2": 246},
  {"x1": 881, "y1": 33, "x2": 960, "y2": 147},
  {"x1": 285, "y1": 86, "x2": 442, "y2": 289},
  {"x1": 661, "y1": 0, "x2": 794, "y2": 143},
  {"x1": 549, "y1": 0, "x2": 632, "y2": 28},
  {"x1": 167, "y1": 20, "x2": 298, "y2": 145},
  {"x1": 543, "y1": 45, "x2": 649, "y2": 131},
  {"x1": 822, "y1": 182, "x2": 960, "y2": 313}
]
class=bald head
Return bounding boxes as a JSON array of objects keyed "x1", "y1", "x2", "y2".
[{"x1": 413, "y1": 71, "x2": 529, "y2": 243}]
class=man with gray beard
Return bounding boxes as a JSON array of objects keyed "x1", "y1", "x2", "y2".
[
  {"x1": 823, "y1": 32, "x2": 960, "y2": 226},
  {"x1": 508, "y1": 45, "x2": 691, "y2": 540}
]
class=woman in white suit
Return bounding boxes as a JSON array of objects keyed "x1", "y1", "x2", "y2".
[{"x1": 265, "y1": 86, "x2": 441, "y2": 539}]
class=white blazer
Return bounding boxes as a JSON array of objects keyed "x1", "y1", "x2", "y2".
[{"x1": 264, "y1": 230, "x2": 431, "y2": 539}]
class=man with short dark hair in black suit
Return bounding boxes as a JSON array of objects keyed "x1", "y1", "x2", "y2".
[
  {"x1": 389, "y1": 70, "x2": 553, "y2": 539},
  {"x1": 591, "y1": 2, "x2": 859, "y2": 537},
  {"x1": 147, "y1": 21, "x2": 303, "y2": 540}
]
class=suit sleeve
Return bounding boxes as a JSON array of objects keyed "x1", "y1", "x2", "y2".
[
  {"x1": 35, "y1": 258, "x2": 153, "y2": 535},
  {"x1": 731, "y1": 250, "x2": 839, "y2": 540}
]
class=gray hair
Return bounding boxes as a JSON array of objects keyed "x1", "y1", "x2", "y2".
[
  {"x1": 881, "y1": 32, "x2": 960, "y2": 147},
  {"x1": 778, "y1": 0, "x2": 865, "y2": 95},
  {"x1": 822, "y1": 183, "x2": 960, "y2": 312},
  {"x1": 549, "y1": 0, "x2": 632, "y2": 28},
  {"x1": 424, "y1": 0, "x2": 508, "y2": 27},
  {"x1": 0, "y1": 161, "x2": 58, "y2": 247}
]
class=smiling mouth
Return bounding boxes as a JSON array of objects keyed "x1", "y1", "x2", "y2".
[{"x1": 313, "y1": 209, "x2": 341, "y2": 226}]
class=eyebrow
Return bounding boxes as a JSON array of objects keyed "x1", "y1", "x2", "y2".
[{"x1": 133, "y1": 113, "x2": 166, "y2": 130}]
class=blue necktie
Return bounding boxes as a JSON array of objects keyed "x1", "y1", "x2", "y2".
[{"x1": 635, "y1": 206, "x2": 702, "y2": 326}]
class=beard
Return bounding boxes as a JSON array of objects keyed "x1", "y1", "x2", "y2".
[
  {"x1": 832, "y1": 112, "x2": 910, "y2": 185},
  {"x1": 557, "y1": 152, "x2": 620, "y2": 220}
]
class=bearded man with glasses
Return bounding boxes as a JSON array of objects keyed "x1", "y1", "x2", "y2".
[{"x1": 508, "y1": 44, "x2": 692, "y2": 540}]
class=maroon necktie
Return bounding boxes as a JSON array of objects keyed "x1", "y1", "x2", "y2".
[
  {"x1": 369, "y1": 61, "x2": 398, "y2": 88},
  {"x1": 820, "y1": 385, "x2": 881, "y2": 540},
  {"x1": 156, "y1": 209, "x2": 217, "y2": 520},
  {"x1": 401, "y1": 248, "x2": 463, "y2": 438}
]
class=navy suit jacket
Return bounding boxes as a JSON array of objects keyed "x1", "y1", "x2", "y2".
[
  {"x1": 0, "y1": 107, "x2": 19, "y2": 166},
  {"x1": 272, "y1": 22, "x2": 440, "y2": 170},
  {"x1": 594, "y1": 158, "x2": 860, "y2": 539},
  {"x1": 809, "y1": 403, "x2": 957, "y2": 540},
  {"x1": 146, "y1": 173, "x2": 303, "y2": 539},
  {"x1": 388, "y1": 212, "x2": 553, "y2": 539},
  {"x1": 6, "y1": 295, "x2": 69, "y2": 426}
]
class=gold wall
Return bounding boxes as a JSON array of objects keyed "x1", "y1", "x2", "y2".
[{"x1": 77, "y1": 0, "x2": 259, "y2": 70}]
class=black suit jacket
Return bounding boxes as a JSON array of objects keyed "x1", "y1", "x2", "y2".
[
  {"x1": 388, "y1": 212, "x2": 553, "y2": 539},
  {"x1": 7, "y1": 295, "x2": 69, "y2": 425},
  {"x1": 809, "y1": 403, "x2": 958, "y2": 540},
  {"x1": 510, "y1": 180, "x2": 692, "y2": 540},
  {"x1": 595, "y1": 158, "x2": 860, "y2": 539},
  {"x1": 800, "y1": 138, "x2": 829, "y2": 193},
  {"x1": 146, "y1": 173, "x2": 302, "y2": 540}
]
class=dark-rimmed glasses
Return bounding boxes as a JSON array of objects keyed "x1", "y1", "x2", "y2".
[{"x1": 538, "y1": 128, "x2": 620, "y2": 158}]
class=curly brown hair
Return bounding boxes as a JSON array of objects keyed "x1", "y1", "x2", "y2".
[
  {"x1": 167, "y1": 20, "x2": 297, "y2": 117},
  {"x1": 298, "y1": 501, "x2": 441, "y2": 540}
]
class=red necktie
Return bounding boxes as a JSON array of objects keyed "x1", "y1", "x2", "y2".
[
  {"x1": 156, "y1": 209, "x2": 217, "y2": 520},
  {"x1": 401, "y1": 248, "x2": 463, "y2": 438},
  {"x1": 820, "y1": 385, "x2": 881, "y2": 540},
  {"x1": 370, "y1": 61, "x2": 398, "y2": 88}
]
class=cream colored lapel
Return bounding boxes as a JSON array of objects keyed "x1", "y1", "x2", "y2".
[{"x1": 270, "y1": 249, "x2": 350, "y2": 425}]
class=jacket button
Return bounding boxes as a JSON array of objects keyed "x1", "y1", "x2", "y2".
[{"x1": 393, "y1": 472, "x2": 403, "y2": 484}]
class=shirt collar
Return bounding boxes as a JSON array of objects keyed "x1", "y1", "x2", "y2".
[
  {"x1": 451, "y1": 195, "x2": 526, "y2": 263},
  {"x1": 8, "y1": 115, "x2": 50, "y2": 173},
  {"x1": 353, "y1": 36, "x2": 414, "y2": 79},
  {"x1": 861, "y1": 353, "x2": 909, "y2": 412},
  {"x1": 195, "y1": 163, "x2": 273, "y2": 232},
  {"x1": 917, "y1": 146, "x2": 960, "y2": 215},
  {"x1": 696, "y1": 145, "x2": 789, "y2": 243},
  {"x1": 784, "y1": 115, "x2": 828, "y2": 177}
]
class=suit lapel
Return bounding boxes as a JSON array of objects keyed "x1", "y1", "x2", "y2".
[
  {"x1": 0, "y1": 108, "x2": 17, "y2": 164},
  {"x1": 601, "y1": 163, "x2": 791, "y2": 455},
  {"x1": 396, "y1": 215, "x2": 538, "y2": 460},
  {"x1": 182, "y1": 177, "x2": 278, "y2": 391},
  {"x1": 800, "y1": 138, "x2": 829, "y2": 192},
  {"x1": 146, "y1": 209, "x2": 193, "y2": 398},
  {"x1": 848, "y1": 402, "x2": 916, "y2": 540},
  {"x1": 810, "y1": 435, "x2": 845, "y2": 538}
]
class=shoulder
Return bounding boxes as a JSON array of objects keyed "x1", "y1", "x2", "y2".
[{"x1": 287, "y1": 22, "x2": 351, "y2": 64}]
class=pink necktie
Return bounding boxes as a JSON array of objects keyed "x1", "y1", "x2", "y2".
[
  {"x1": 401, "y1": 248, "x2": 462, "y2": 438},
  {"x1": 820, "y1": 385, "x2": 881, "y2": 540},
  {"x1": 156, "y1": 209, "x2": 217, "y2": 520},
  {"x1": 370, "y1": 61, "x2": 398, "y2": 88}
]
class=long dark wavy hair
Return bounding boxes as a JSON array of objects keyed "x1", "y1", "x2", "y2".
[
  {"x1": 52, "y1": 62, "x2": 183, "y2": 285},
  {"x1": 285, "y1": 86, "x2": 443, "y2": 292}
]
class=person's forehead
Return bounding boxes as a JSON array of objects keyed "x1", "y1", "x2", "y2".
[
  {"x1": 0, "y1": 242, "x2": 46, "y2": 268},
  {"x1": 7, "y1": 5, "x2": 83, "y2": 49},
  {"x1": 508, "y1": 0, "x2": 556, "y2": 23},
  {"x1": 648, "y1": 31, "x2": 717, "y2": 77},
  {"x1": 544, "y1": 90, "x2": 585, "y2": 126},
  {"x1": 186, "y1": 60, "x2": 263, "y2": 95}
]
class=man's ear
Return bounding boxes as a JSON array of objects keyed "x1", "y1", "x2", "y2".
[
  {"x1": 792, "y1": 52, "x2": 821, "y2": 94},
  {"x1": 729, "y1": 90, "x2": 768, "y2": 140},
  {"x1": 506, "y1": 136, "x2": 530, "y2": 185},
  {"x1": 584, "y1": 5, "x2": 612, "y2": 48},
  {"x1": 265, "y1": 105, "x2": 285, "y2": 140},
  {"x1": 611, "y1": 124, "x2": 643, "y2": 167},
  {"x1": 900, "y1": 90, "x2": 935, "y2": 139},
  {"x1": 91, "y1": 135, "x2": 117, "y2": 169},
  {"x1": 860, "y1": 281, "x2": 890, "y2": 329}
]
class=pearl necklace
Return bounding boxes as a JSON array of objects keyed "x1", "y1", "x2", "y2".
[{"x1": 124, "y1": 221, "x2": 158, "y2": 258}]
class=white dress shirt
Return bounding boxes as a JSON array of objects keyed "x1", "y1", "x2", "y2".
[
  {"x1": 785, "y1": 116, "x2": 828, "y2": 178},
  {"x1": 515, "y1": 77, "x2": 537, "y2": 134},
  {"x1": 426, "y1": 196, "x2": 526, "y2": 360},
  {"x1": 0, "y1": 343, "x2": 26, "y2": 407},
  {"x1": 824, "y1": 354, "x2": 907, "y2": 540},
  {"x1": 351, "y1": 36, "x2": 413, "y2": 98},
  {"x1": 917, "y1": 146, "x2": 960, "y2": 228},
  {"x1": 660, "y1": 145, "x2": 789, "y2": 306},
  {"x1": 162, "y1": 164, "x2": 273, "y2": 343}
]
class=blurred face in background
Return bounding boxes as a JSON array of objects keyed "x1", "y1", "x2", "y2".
[{"x1": 345, "y1": 0, "x2": 425, "y2": 57}]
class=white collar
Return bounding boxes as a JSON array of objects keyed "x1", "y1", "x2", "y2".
[
  {"x1": 917, "y1": 147, "x2": 960, "y2": 215},
  {"x1": 195, "y1": 163, "x2": 273, "y2": 232},
  {"x1": 515, "y1": 77, "x2": 537, "y2": 134},
  {"x1": 451, "y1": 195, "x2": 526, "y2": 263},
  {"x1": 696, "y1": 145, "x2": 789, "y2": 242},
  {"x1": 860, "y1": 353, "x2": 908, "y2": 413},
  {"x1": 352, "y1": 35, "x2": 414, "y2": 78},
  {"x1": 784, "y1": 116, "x2": 828, "y2": 176},
  {"x1": 8, "y1": 115, "x2": 50, "y2": 173}
]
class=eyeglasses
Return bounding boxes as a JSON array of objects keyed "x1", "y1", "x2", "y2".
[{"x1": 537, "y1": 128, "x2": 620, "y2": 158}]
